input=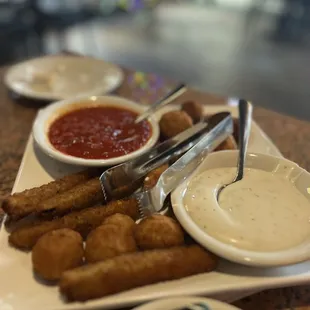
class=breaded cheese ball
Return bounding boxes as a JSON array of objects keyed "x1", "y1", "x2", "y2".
[
  {"x1": 32, "y1": 228, "x2": 84, "y2": 281},
  {"x1": 182, "y1": 101, "x2": 203, "y2": 123},
  {"x1": 159, "y1": 110, "x2": 193, "y2": 138},
  {"x1": 215, "y1": 135, "x2": 237, "y2": 151},
  {"x1": 85, "y1": 223, "x2": 137, "y2": 263},
  {"x1": 134, "y1": 214, "x2": 184, "y2": 250},
  {"x1": 102, "y1": 213, "x2": 136, "y2": 233}
]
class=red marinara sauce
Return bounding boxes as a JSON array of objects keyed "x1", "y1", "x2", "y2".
[{"x1": 48, "y1": 106, "x2": 152, "y2": 159}]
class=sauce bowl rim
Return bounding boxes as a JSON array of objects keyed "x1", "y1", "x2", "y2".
[
  {"x1": 32, "y1": 95, "x2": 160, "y2": 167},
  {"x1": 171, "y1": 150, "x2": 310, "y2": 267}
]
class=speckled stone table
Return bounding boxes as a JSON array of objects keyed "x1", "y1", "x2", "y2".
[{"x1": 1, "y1": 58, "x2": 310, "y2": 310}]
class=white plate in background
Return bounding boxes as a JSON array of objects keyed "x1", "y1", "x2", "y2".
[
  {"x1": 0, "y1": 105, "x2": 286, "y2": 310},
  {"x1": 4, "y1": 56, "x2": 123, "y2": 100}
]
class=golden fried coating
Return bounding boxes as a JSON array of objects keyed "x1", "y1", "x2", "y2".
[
  {"x1": 134, "y1": 214, "x2": 184, "y2": 250},
  {"x1": 32, "y1": 229, "x2": 83, "y2": 281},
  {"x1": 85, "y1": 224, "x2": 137, "y2": 263},
  {"x1": 102, "y1": 168, "x2": 142, "y2": 200},
  {"x1": 143, "y1": 164, "x2": 169, "y2": 190},
  {"x1": 215, "y1": 135, "x2": 237, "y2": 151},
  {"x1": 159, "y1": 111, "x2": 193, "y2": 139},
  {"x1": 59, "y1": 245, "x2": 218, "y2": 302},
  {"x1": 2, "y1": 170, "x2": 92, "y2": 220},
  {"x1": 102, "y1": 213, "x2": 136, "y2": 233},
  {"x1": 9, "y1": 198, "x2": 139, "y2": 250},
  {"x1": 37, "y1": 178, "x2": 104, "y2": 217},
  {"x1": 182, "y1": 101, "x2": 204, "y2": 123},
  {"x1": 205, "y1": 113, "x2": 239, "y2": 145}
]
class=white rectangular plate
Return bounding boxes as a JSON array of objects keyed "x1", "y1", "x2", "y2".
[{"x1": 2, "y1": 105, "x2": 304, "y2": 310}]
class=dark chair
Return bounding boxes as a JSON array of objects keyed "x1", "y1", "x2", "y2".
[
  {"x1": 0, "y1": 0, "x2": 98, "y2": 64},
  {"x1": 0, "y1": 1, "x2": 39, "y2": 64},
  {"x1": 272, "y1": 0, "x2": 310, "y2": 42}
]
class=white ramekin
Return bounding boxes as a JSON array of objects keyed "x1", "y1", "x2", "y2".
[
  {"x1": 32, "y1": 95, "x2": 159, "y2": 167},
  {"x1": 172, "y1": 151, "x2": 310, "y2": 267}
]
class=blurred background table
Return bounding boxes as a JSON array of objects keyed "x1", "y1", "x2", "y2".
[
  {"x1": 1, "y1": 0, "x2": 310, "y2": 121},
  {"x1": 1, "y1": 56, "x2": 310, "y2": 309}
]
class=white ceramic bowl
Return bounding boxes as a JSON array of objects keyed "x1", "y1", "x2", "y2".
[
  {"x1": 32, "y1": 95, "x2": 159, "y2": 166},
  {"x1": 171, "y1": 151, "x2": 310, "y2": 267}
]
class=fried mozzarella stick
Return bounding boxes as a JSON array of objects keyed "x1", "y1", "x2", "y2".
[
  {"x1": 60, "y1": 245, "x2": 218, "y2": 302},
  {"x1": 37, "y1": 178, "x2": 103, "y2": 217},
  {"x1": 9, "y1": 199, "x2": 139, "y2": 250},
  {"x1": 2, "y1": 170, "x2": 92, "y2": 220}
]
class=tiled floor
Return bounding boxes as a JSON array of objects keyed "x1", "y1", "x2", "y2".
[{"x1": 13, "y1": 2, "x2": 310, "y2": 120}]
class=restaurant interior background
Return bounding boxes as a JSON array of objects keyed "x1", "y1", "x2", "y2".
[{"x1": 1, "y1": 0, "x2": 310, "y2": 121}]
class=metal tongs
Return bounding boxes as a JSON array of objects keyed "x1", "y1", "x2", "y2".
[
  {"x1": 100, "y1": 112, "x2": 233, "y2": 203},
  {"x1": 134, "y1": 113, "x2": 233, "y2": 218},
  {"x1": 100, "y1": 120, "x2": 208, "y2": 202}
]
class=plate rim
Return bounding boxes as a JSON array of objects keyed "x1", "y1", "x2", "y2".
[{"x1": 2, "y1": 104, "x2": 299, "y2": 310}]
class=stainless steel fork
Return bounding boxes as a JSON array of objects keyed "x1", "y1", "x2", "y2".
[{"x1": 134, "y1": 113, "x2": 233, "y2": 218}]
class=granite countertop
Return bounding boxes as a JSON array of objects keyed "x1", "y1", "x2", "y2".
[{"x1": 1, "y1": 61, "x2": 310, "y2": 310}]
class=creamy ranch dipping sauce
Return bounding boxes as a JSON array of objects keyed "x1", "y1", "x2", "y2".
[{"x1": 184, "y1": 168, "x2": 310, "y2": 252}]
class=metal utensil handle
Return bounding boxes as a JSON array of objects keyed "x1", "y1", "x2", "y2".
[
  {"x1": 141, "y1": 112, "x2": 231, "y2": 174},
  {"x1": 153, "y1": 115, "x2": 233, "y2": 207},
  {"x1": 135, "y1": 83, "x2": 186, "y2": 123},
  {"x1": 235, "y1": 100, "x2": 252, "y2": 181},
  {"x1": 132, "y1": 122, "x2": 207, "y2": 171},
  {"x1": 136, "y1": 122, "x2": 207, "y2": 173}
]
